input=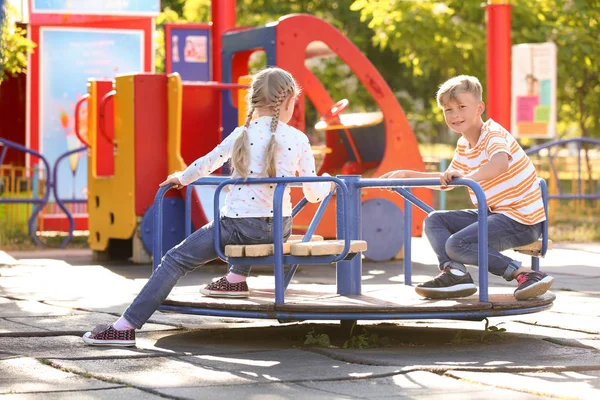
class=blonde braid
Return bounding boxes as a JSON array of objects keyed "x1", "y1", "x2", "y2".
[
  {"x1": 231, "y1": 105, "x2": 255, "y2": 179},
  {"x1": 264, "y1": 91, "x2": 288, "y2": 177}
]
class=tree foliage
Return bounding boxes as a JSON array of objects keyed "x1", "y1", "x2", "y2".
[
  {"x1": 0, "y1": 2, "x2": 36, "y2": 83},
  {"x1": 155, "y1": 0, "x2": 210, "y2": 72},
  {"x1": 352, "y1": 0, "x2": 600, "y2": 139},
  {"x1": 159, "y1": 0, "x2": 600, "y2": 140},
  {"x1": 159, "y1": 0, "x2": 405, "y2": 136}
]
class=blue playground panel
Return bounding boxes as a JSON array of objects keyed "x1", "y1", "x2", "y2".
[
  {"x1": 140, "y1": 196, "x2": 189, "y2": 255},
  {"x1": 220, "y1": 26, "x2": 277, "y2": 141}
]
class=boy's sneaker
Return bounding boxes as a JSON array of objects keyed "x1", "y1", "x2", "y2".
[
  {"x1": 415, "y1": 267, "x2": 478, "y2": 299},
  {"x1": 200, "y1": 276, "x2": 249, "y2": 298},
  {"x1": 514, "y1": 271, "x2": 554, "y2": 300},
  {"x1": 82, "y1": 324, "x2": 135, "y2": 347}
]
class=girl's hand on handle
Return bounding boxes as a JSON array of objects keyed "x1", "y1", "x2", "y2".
[
  {"x1": 160, "y1": 173, "x2": 184, "y2": 190},
  {"x1": 378, "y1": 170, "x2": 408, "y2": 191},
  {"x1": 379, "y1": 170, "x2": 409, "y2": 180}
]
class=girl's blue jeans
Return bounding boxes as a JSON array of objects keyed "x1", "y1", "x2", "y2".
[
  {"x1": 424, "y1": 209, "x2": 542, "y2": 281},
  {"x1": 124, "y1": 216, "x2": 292, "y2": 329}
]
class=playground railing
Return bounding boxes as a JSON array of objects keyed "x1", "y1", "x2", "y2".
[
  {"x1": 51, "y1": 146, "x2": 88, "y2": 246},
  {"x1": 153, "y1": 175, "x2": 350, "y2": 305},
  {"x1": 0, "y1": 137, "x2": 87, "y2": 247},
  {"x1": 0, "y1": 137, "x2": 51, "y2": 246},
  {"x1": 525, "y1": 137, "x2": 600, "y2": 201},
  {"x1": 356, "y1": 177, "x2": 493, "y2": 302},
  {"x1": 151, "y1": 175, "x2": 550, "y2": 306}
]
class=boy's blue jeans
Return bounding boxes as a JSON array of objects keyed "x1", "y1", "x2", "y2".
[
  {"x1": 124, "y1": 216, "x2": 292, "y2": 329},
  {"x1": 424, "y1": 210, "x2": 542, "y2": 281}
]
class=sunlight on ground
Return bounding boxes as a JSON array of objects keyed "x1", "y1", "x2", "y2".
[{"x1": 197, "y1": 355, "x2": 279, "y2": 367}]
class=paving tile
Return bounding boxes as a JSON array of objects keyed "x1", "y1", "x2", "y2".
[
  {"x1": 183, "y1": 349, "x2": 401, "y2": 382},
  {"x1": 448, "y1": 370, "x2": 600, "y2": 400},
  {"x1": 158, "y1": 382, "x2": 350, "y2": 399},
  {"x1": 0, "y1": 357, "x2": 118, "y2": 394},
  {"x1": 52, "y1": 357, "x2": 254, "y2": 389},
  {"x1": 0, "y1": 335, "x2": 149, "y2": 359},
  {"x1": 5, "y1": 314, "x2": 175, "y2": 333},
  {"x1": 303, "y1": 371, "x2": 540, "y2": 399},
  {"x1": 2, "y1": 388, "x2": 164, "y2": 400},
  {"x1": 0, "y1": 318, "x2": 47, "y2": 334},
  {"x1": 0, "y1": 297, "x2": 85, "y2": 318},
  {"x1": 315, "y1": 335, "x2": 600, "y2": 370}
]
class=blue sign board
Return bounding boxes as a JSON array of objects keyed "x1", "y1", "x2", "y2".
[
  {"x1": 168, "y1": 27, "x2": 211, "y2": 81},
  {"x1": 32, "y1": 0, "x2": 160, "y2": 16},
  {"x1": 40, "y1": 27, "x2": 144, "y2": 200}
]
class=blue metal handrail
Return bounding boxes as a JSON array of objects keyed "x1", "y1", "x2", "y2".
[
  {"x1": 0, "y1": 137, "x2": 52, "y2": 247},
  {"x1": 209, "y1": 176, "x2": 348, "y2": 262},
  {"x1": 356, "y1": 178, "x2": 490, "y2": 302},
  {"x1": 52, "y1": 146, "x2": 88, "y2": 248},
  {"x1": 154, "y1": 176, "x2": 348, "y2": 266},
  {"x1": 153, "y1": 176, "x2": 348, "y2": 305},
  {"x1": 526, "y1": 137, "x2": 600, "y2": 200},
  {"x1": 283, "y1": 188, "x2": 337, "y2": 290},
  {"x1": 0, "y1": 137, "x2": 88, "y2": 247}
]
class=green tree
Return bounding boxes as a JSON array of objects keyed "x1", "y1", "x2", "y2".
[
  {"x1": 155, "y1": 0, "x2": 211, "y2": 72},
  {"x1": 352, "y1": 0, "x2": 600, "y2": 139},
  {"x1": 0, "y1": 2, "x2": 36, "y2": 83}
]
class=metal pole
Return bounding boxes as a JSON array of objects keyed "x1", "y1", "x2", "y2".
[
  {"x1": 336, "y1": 175, "x2": 362, "y2": 295},
  {"x1": 439, "y1": 158, "x2": 447, "y2": 210},
  {"x1": 273, "y1": 184, "x2": 286, "y2": 304},
  {"x1": 403, "y1": 195, "x2": 412, "y2": 286},
  {"x1": 211, "y1": 0, "x2": 236, "y2": 82},
  {"x1": 486, "y1": 0, "x2": 512, "y2": 129}
]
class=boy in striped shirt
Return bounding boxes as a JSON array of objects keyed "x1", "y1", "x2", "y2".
[{"x1": 381, "y1": 75, "x2": 554, "y2": 300}]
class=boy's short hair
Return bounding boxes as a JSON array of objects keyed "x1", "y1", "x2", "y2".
[{"x1": 436, "y1": 75, "x2": 483, "y2": 109}]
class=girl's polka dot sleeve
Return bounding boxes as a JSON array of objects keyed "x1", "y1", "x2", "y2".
[
  {"x1": 178, "y1": 127, "x2": 242, "y2": 186},
  {"x1": 297, "y1": 136, "x2": 330, "y2": 203}
]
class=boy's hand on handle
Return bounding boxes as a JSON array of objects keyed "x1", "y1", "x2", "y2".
[
  {"x1": 160, "y1": 173, "x2": 184, "y2": 190},
  {"x1": 440, "y1": 170, "x2": 463, "y2": 187}
]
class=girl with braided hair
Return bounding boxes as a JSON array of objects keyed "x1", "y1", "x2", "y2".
[{"x1": 83, "y1": 67, "x2": 332, "y2": 347}]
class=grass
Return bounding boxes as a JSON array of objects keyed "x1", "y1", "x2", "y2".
[
  {"x1": 0, "y1": 226, "x2": 89, "y2": 251},
  {"x1": 548, "y1": 219, "x2": 600, "y2": 242}
]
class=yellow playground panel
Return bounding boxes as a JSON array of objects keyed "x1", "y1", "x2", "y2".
[{"x1": 86, "y1": 76, "x2": 137, "y2": 252}]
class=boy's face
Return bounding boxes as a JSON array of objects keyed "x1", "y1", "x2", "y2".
[{"x1": 441, "y1": 92, "x2": 484, "y2": 134}]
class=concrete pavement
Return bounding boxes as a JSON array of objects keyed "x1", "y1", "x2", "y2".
[{"x1": 1, "y1": 238, "x2": 599, "y2": 399}]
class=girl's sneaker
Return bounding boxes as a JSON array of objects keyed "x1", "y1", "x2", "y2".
[
  {"x1": 514, "y1": 271, "x2": 554, "y2": 300},
  {"x1": 200, "y1": 276, "x2": 249, "y2": 298},
  {"x1": 82, "y1": 324, "x2": 136, "y2": 347}
]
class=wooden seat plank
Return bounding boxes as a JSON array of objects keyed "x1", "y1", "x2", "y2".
[
  {"x1": 513, "y1": 239, "x2": 553, "y2": 257},
  {"x1": 288, "y1": 234, "x2": 324, "y2": 242},
  {"x1": 290, "y1": 240, "x2": 368, "y2": 256},
  {"x1": 225, "y1": 239, "x2": 367, "y2": 258},
  {"x1": 224, "y1": 234, "x2": 324, "y2": 257}
]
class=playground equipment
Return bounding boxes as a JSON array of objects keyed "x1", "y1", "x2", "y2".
[
  {"x1": 220, "y1": 14, "x2": 432, "y2": 261},
  {"x1": 82, "y1": 72, "x2": 250, "y2": 260},
  {"x1": 153, "y1": 176, "x2": 554, "y2": 323},
  {"x1": 2, "y1": 1, "x2": 430, "y2": 259},
  {"x1": 81, "y1": 13, "x2": 432, "y2": 262},
  {"x1": 0, "y1": 137, "x2": 86, "y2": 247}
]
